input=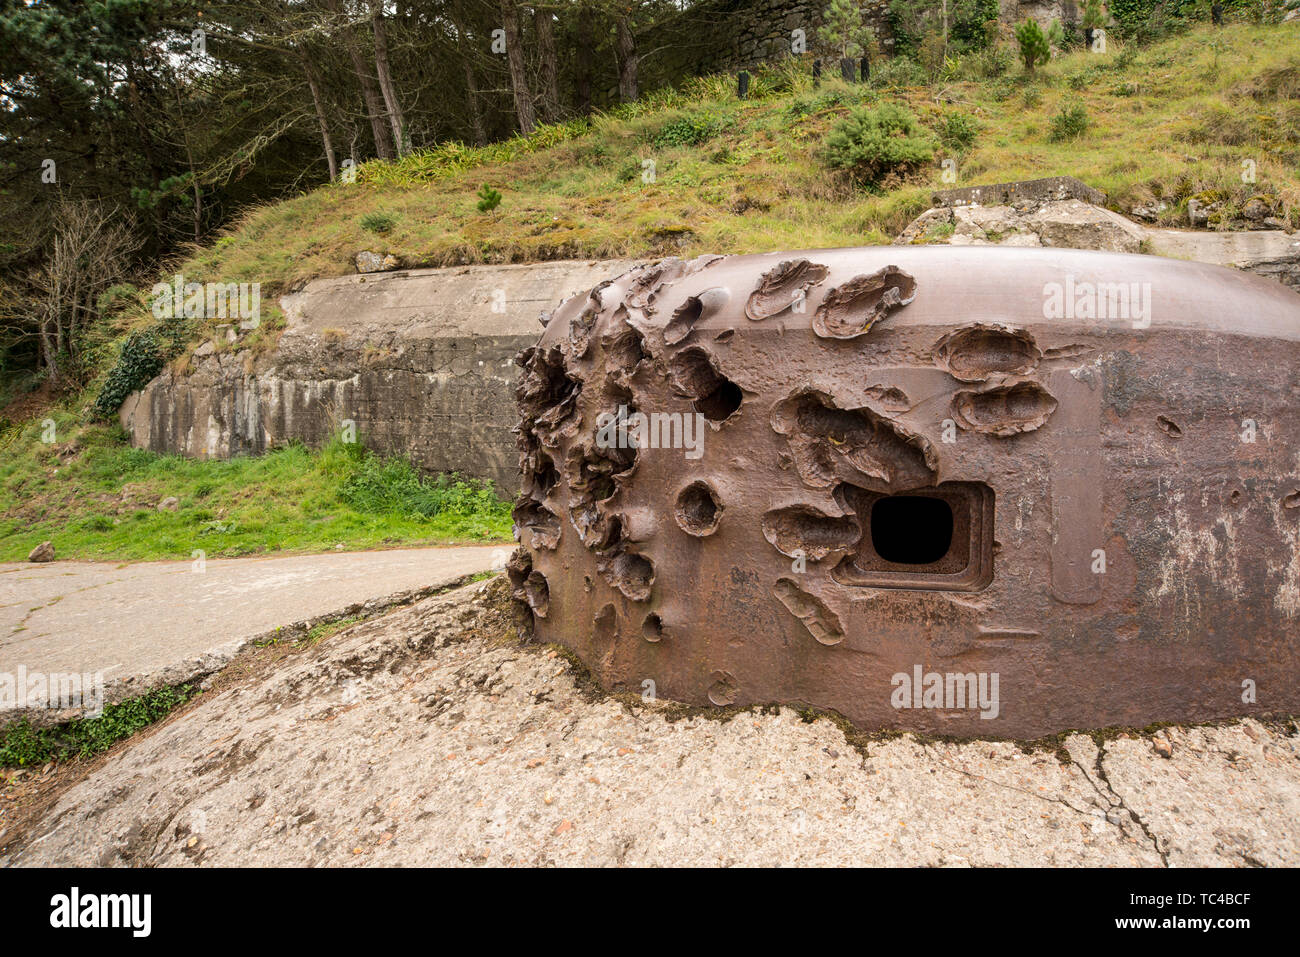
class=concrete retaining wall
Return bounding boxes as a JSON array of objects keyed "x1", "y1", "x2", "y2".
[{"x1": 120, "y1": 260, "x2": 637, "y2": 491}]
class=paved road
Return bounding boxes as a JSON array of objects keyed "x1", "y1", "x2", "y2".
[{"x1": 0, "y1": 545, "x2": 506, "y2": 708}]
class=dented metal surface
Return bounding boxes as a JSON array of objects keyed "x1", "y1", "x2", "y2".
[{"x1": 510, "y1": 246, "x2": 1300, "y2": 738}]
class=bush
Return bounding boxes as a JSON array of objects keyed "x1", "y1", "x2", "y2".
[
  {"x1": 652, "y1": 112, "x2": 721, "y2": 148},
  {"x1": 337, "y1": 450, "x2": 510, "y2": 524},
  {"x1": 1015, "y1": 18, "x2": 1051, "y2": 72},
  {"x1": 359, "y1": 211, "x2": 397, "y2": 233},
  {"x1": 1049, "y1": 99, "x2": 1091, "y2": 141},
  {"x1": 91, "y1": 328, "x2": 164, "y2": 420},
  {"x1": 986, "y1": 77, "x2": 1015, "y2": 101},
  {"x1": 476, "y1": 185, "x2": 502, "y2": 212},
  {"x1": 823, "y1": 102, "x2": 937, "y2": 186},
  {"x1": 615, "y1": 158, "x2": 644, "y2": 184},
  {"x1": 972, "y1": 42, "x2": 1013, "y2": 78},
  {"x1": 940, "y1": 113, "x2": 981, "y2": 153},
  {"x1": 889, "y1": 0, "x2": 1000, "y2": 56},
  {"x1": 868, "y1": 55, "x2": 928, "y2": 88}
]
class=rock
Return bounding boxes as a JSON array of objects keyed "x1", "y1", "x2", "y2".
[
  {"x1": 193, "y1": 341, "x2": 216, "y2": 358},
  {"x1": 1153, "y1": 736, "x2": 1173, "y2": 759},
  {"x1": 1130, "y1": 201, "x2": 1168, "y2": 222},
  {"x1": 158, "y1": 496, "x2": 180, "y2": 511},
  {"x1": 354, "y1": 251, "x2": 401, "y2": 274},
  {"x1": 1241, "y1": 197, "x2": 1270, "y2": 223},
  {"x1": 897, "y1": 199, "x2": 1145, "y2": 253},
  {"x1": 894, "y1": 207, "x2": 954, "y2": 245},
  {"x1": 1024, "y1": 201, "x2": 1147, "y2": 252},
  {"x1": 1187, "y1": 198, "x2": 1217, "y2": 228},
  {"x1": 28, "y1": 541, "x2": 55, "y2": 563}
]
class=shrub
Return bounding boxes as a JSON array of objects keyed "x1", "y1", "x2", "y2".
[
  {"x1": 1066, "y1": 68, "x2": 1095, "y2": 90},
  {"x1": 823, "y1": 102, "x2": 937, "y2": 186},
  {"x1": 359, "y1": 211, "x2": 397, "y2": 233},
  {"x1": 91, "y1": 328, "x2": 164, "y2": 420},
  {"x1": 973, "y1": 42, "x2": 1013, "y2": 78},
  {"x1": 1049, "y1": 98, "x2": 1091, "y2": 141},
  {"x1": 819, "y1": 0, "x2": 876, "y2": 58},
  {"x1": 941, "y1": 113, "x2": 981, "y2": 153},
  {"x1": 337, "y1": 450, "x2": 510, "y2": 524},
  {"x1": 0, "y1": 685, "x2": 197, "y2": 767},
  {"x1": 476, "y1": 184, "x2": 502, "y2": 212},
  {"x1": 1015, "y1": 18, "x2": 1051, "y2": 72},
  {"x1": 868, "y1": 55, "x2": 928, "y2": 88},
  {"x1": 615, "y1": 158, "x2": 644, "y2": 184},
  {"x1": 987, "y1": 77, "x2": 1015, "y2": 101},
  {"x1": 652, "y1": 112, "x2": 721, "y2": 148}
]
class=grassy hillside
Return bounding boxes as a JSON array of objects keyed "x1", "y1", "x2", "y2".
[
  {"x1": 173, "y1": 22, "x2": 1299, "y2": 306},
  {"x1": 4, "y1": 21, "x2": 1298, "y2": 564}
]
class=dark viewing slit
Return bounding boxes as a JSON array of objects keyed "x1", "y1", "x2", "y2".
[{"x1": 871, "y1": 495, "x2": 954, "y2": 565}]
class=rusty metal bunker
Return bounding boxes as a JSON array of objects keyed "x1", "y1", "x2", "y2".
[{"x1": 509, "y1": 246, "x2": 1300, "y2": 738}]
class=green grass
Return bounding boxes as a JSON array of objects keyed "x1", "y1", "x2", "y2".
[
  {"x1": 0, "y1": 413, "x2": 513, "y2": 562},
  {"x1": 135, "y1": 22, "x2": 1298, "y2": 341},
  {"x1": 0, "y1": 684, "x2": 197, "y2": 767}
]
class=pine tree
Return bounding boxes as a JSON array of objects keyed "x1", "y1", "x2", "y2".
[
  {"x1": 817, "y1": 0, "x2": 874, "y2": 59},
  {"x1": 1014, "y1": 18, "x2": 1050, "y2": 73}
]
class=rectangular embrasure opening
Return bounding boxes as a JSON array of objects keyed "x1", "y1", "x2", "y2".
[{"x1": 832, "y1": 481, "x2": 994, "y2": 592}]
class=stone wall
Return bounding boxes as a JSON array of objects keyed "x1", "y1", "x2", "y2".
[{"x1": 120, "y1": 260, "x2": 638, "y2": 492}]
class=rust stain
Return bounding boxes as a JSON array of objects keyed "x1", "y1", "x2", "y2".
[{"x1": 510, "y1": 247, "x2": 1300, "y2": 737}]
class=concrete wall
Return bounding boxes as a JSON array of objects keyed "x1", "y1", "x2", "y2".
[{"x1": 120, "y1": 260, "x2": 637, "y2": 491}]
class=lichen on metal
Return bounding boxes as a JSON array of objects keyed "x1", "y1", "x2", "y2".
[{"x1": 510, "y1": 246, "x2": 1300, "y2": 738}]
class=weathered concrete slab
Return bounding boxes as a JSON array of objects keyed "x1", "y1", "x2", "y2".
[
  {"x1": 120, "y1": 260, "x2": 640, "y2": 490},
  {"x1": 3, "y1": 580, "x2": 1295, "y2": 867},
  {"x1": 0, "y1": 545, "x2": 503, "y2": 715},
  {"x1": 1145, "y1": 227, "x2": 1300, "y2": 267},
  {"x1": 933, "y1": 175, "x2": 1107, "y2": 208}
]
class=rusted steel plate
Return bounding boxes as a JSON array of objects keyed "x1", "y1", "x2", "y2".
[{"x1": 510, "y1": 246, "x2": 1300, "y2": 738}]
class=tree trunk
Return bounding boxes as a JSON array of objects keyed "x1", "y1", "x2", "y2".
[
  {"x1": 370, "y1": 0, "x2": 407, "y2": 154},
  {"x1": 327, "y1": 0, "x2": 394, "y2": 160},
  {"x1": 534, "y1": 5, "x2": 561, "y2": 124},
  {"x1": 452, "y1": 15, "x2": 488, "y2": 146},
  {"x1": 462, "y1": 56, "x2": 488, "y2": 146},
  {"x1": 500, "y1": 0, "x2": 536, "y2": 135},
  {"x1": 574, "y1": 4, "x2": 593, "y2": 114},
  {"x1": 304, "y1": 61, "x2": 339, "y2": 180},
  {"x1": 615, "y1": 15, "x2": 638, "y2": 103}
]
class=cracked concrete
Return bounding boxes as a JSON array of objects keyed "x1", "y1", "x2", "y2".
[{"x1": 2, "y1": 577, "x2": 1295, "y2": 867}]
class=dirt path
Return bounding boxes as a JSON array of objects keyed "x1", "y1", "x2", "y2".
[{"x1": 2, "y1": 577, "x2": 1296, "y2": 867}]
